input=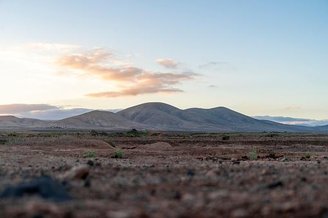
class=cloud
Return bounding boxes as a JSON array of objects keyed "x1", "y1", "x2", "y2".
[
  {"x1": 20, "y1": 108, "x2": 93, "y2": 120},
  {"x1": 254, "y1": 116, "x2": 328, "y2": 127},
  {"x1": 0, "y1": 104, "x2": 95, "y2": 120},
  {"x1": 87, "y1": 86, "x2": 183, "y2": 98},
  {"x1": 0, "y1": 104, "x2": 58, "y2": 114},
  {"x1": 199, "y1": 61, "x2": 227, "y2": 69},
  {"x1": 156, "y1": 58, "x2": 179, "y2": 69},
  {"x1": 57, "y1": 49, "x2": 197, "y2": 97},
  {"x1": 57, "y1": 49, "x2": 143, "y2": 80}
]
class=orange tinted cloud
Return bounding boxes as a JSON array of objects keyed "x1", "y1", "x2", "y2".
[
  {"x1": 156, "y1": 58, "x2": 178, "y2": 68},
  {"x1": 57, "y1": 49, "x2": 196, "y2": 97},
  {"x1": 87, "y1": 87, "x2": 183, "y2": 97}
]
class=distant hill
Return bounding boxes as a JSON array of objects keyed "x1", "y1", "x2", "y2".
[
  {"x1": 0, "y1": 116, "x2": 48, "y2": 129},
  {"x1": 117, "y1": 103, "x2": 198, "y2": 130},
  {"x1": 0, "y1": 103, "x2": 321, "y2": 132},
  {"x1": 118, "y1": 102, "x2": 311, "y2": 132},
  {"x1": 314, "y1": 125, "x2": 328, "y2": 132},
  {"x1": 52, "y1": 110, "x2": 144, "y2": 130}
]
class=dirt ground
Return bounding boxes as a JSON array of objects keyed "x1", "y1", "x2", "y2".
[{"x1": 0, "y1": 131, "x2": 328, "y2": 218}]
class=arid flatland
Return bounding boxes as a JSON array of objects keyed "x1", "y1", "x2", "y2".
[{"x1": 0, "y1": 131, "x2": 327, "y2": 218}]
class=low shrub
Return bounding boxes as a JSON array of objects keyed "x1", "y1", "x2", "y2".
[
  {"x1": 248, "y1": 149, "x2": 258, "y2": 160},
  {"x1": 90, "y1": 130, "x2": 108, "y2": 136},
  {"x1": 84, "y1": 151, "x2": 96, "y2": 158},
  {"x1": 0, "y1": 139, "x2": 7, "y2": 145},
  {"x1": 304, "y1": 153, "x2": 311, "y2": 159},
  {"x1": 126, "y1": 129, "x2": 147, "y2": 137},
  {"x1": 222, "y1": 135, "x2": 230, "y2": 141},
  {"x1": 112, "y1": 149, "x2": 124, "y2": 159}
]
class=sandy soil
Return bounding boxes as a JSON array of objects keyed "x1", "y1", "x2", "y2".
[{"x1": 0, "y1": 132, "x2": 327, "y2": 218}]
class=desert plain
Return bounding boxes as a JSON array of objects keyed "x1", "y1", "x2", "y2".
[{"x1": 0, "y1": 130, "x2": 327, "y2": 218}]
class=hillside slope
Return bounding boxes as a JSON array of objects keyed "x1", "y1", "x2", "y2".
[
  {"x1": 52, "y1": 110, "x2": 144, "y2": 130},
  {"x1": 0, "y1": 116, "x2": 48, "y2": 129}
]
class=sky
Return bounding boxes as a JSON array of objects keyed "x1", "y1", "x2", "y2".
[{"x1": 0, "y1": 0, "x2": 327, "y2": 120}]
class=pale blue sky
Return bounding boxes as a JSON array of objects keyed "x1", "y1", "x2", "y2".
[{"x1": 0, "y1": 0, "x2": 327, "y2": 119}]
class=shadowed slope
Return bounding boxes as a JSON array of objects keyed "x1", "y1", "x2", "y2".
[
  {"x1": 117, "y1": 102, "x2": 197, "y2": 130},
  {"x1": 53, "y1": 110, "x2": 144, "y2": 130},
  {"x1": 0, "y1": 116, "x2": 48, "y2": 129}
]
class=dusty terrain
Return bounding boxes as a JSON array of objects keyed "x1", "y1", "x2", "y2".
[{"x1": 0, "y1": 131, "x2": 328, "y2": 218}]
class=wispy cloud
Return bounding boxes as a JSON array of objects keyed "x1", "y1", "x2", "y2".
[
  {"x1": 0, "y1": 104, "x2": 93, "y2": 120},
  {"x1": 254, "y1": 116, "x2": 328, "y2": 127},
  {"x1": 199, "y1": 61, "x2": 228, "y2": 69},
  {"x1": 21, "y1": 108, "x2": 93, "y2": 120},
  {"x1": 0, "y1": 104, "x2": 57, "y2": 114},
  {"x1": 156, "y1": 58, "x2": 179, "y2": 69},
  {"x1": 57, "y1": 49, "x2": 197, "y2": 97},
  {"x1": 87, "y1": 85, "x2": 183, "y2": 97}
]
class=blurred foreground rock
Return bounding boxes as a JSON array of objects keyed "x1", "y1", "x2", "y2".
[{"x1": 0, "y1": 176, "x2": 71, "y2": 202}]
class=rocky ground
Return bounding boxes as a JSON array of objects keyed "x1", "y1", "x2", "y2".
[{"x1": 0, "y1": 131, "x2": 327, "y2": 218}]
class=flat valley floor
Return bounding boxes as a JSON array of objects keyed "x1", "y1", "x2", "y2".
[{"x1": 0, "y1": 131, "x2": 327, "y2": 218}]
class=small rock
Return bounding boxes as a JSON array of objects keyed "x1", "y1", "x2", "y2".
[
  {"x1": 187, "y1": 169, "x2": 195, "y2": 177},
  {"x1": 24, "y1": 201, "x2": 62, "y2": 216},
  {"x1": 141, "y1": 142, "x2": 172, "y2": 150},
  {"x1": 84, "y1": 177, "x2": 91, "y2": 188},
  {"x1": 205, "y1": 170, "x2": 217, "y2": 178},
  {"x1": 276, "y1": 202, "x2": 298, "y2": 212},
  {"x1": 261, "y1": 169, "x2": 268, "y2": 175},
  {"x1": 241, "y1": 156, "x2": 249, "y2": 160},
  {"x1": 182, "y1": 193, "x2": 195, "y2": 202},
  {"x1": 266, "y1": 181, "x2": 283, "y2": 189},
  {"x1": 301, "y1": 177, "x2": 307, "y2": 182},
  {"x1": 281, "y1": 157, "x2": 289, "y2": 162},
  {"x1": 232, "y1": 160, "x2": 240, "y2": 165},
  {"x1": 107, "y1": 211, "x2": 131, "y2": 218},
  {"x1": 208, "y1": 190, "x2": 229, "y2": 200},
  {"x1": 173, "y1": 191, "x2": 182, "y2": 200},
  {"x1": 86, "y1": 160, "x2": 94, "y2": 167},
  {"x1": 231, "y1": 209, "x2": 248, "y2": 218},
  {"x1": 60, "y1": 165, "x2": 90, "y2": 181}
]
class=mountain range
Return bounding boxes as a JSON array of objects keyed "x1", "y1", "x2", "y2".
[{"x1": 0, "y1": 102, "x2": 326, "y2": 132}]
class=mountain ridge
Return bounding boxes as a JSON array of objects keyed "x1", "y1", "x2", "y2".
[
  {"x1": 0, "y1": 102, "x2": 325, "y2": 132},
  {"x1": 118, "y1": 102, "x2": 313, "y2": 132}
]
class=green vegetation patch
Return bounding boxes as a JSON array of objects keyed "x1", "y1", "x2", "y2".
[
  {"x1": 248, "y1": 149, "x2": 258, "y2": 160},
  {"x1": 0, "y1": 139, "x2": 7, "y2": 145},
  {"x1": 126, "y1": 129, "x2": 148, "y2": 137},
  {"x1": 84, "y1": 150, "x2": 97, "y2": 158},
  {"x1": 112, "y1": 149, "x2": 124, "y2": 159}
]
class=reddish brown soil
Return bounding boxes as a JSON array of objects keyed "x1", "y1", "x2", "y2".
[{"x1": 0, "y1": 132, "x2": 328, "y2": 218}]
